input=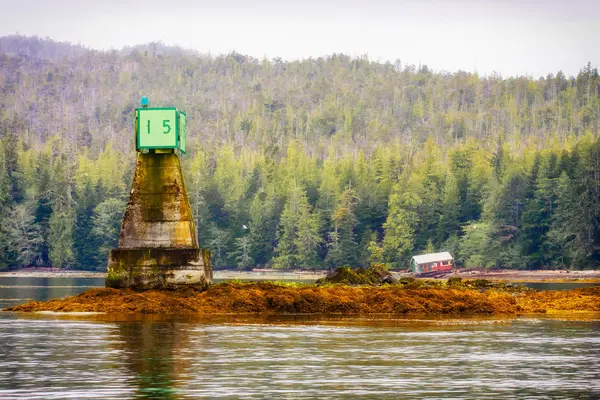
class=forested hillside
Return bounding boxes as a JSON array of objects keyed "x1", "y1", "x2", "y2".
[{"x1": 0, "y1": 35, "x2": 599, "y2": 271}]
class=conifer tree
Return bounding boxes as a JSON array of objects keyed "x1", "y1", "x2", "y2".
[
  {"x1": 437, "y1": 172, "x2": 461, "y2": 243},
  {"x1": 520, "y1": 157, "x2": 559, "y2": 268},
  {"x1": 383, "y1": 182, "x2": 421, "y2": 268},
  {"x1": 0, "y1": 139, "x2": 9, "y2": 208},
  {"x1": 246, "y1": 192, "x2": 275, "y2": 266},
  {"x1": 91, "y1": 198, "x2": 126, "y2": 265},
  {"x1": 3, "y1": 204, "x2": 44, "y2": 266},
  {"x1": 48, "y1": 211, "x2": 75, "y2": 267},
  {"x1": 325, "y1": 187, "x2": 359, "y2": 267},
  {"x1": 73, "y1": 181, "x2": 103, "y2": 270},
  {"x1": 273, "y1": 183, "x2": 321, "y2": 269}
]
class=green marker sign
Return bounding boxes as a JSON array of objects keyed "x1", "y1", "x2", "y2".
[
  {"x1": 135, "y1": 100, "x2": 189, "y2": 152},
  {"x1": 137, "y1": 108, "x2": 178, "y2": 149},
  {"x1": 179, "y1": 111, "x2": 187, "y2": 153}
]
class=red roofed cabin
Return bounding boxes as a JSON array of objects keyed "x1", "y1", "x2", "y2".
[{"x1": 411, "y1": 252, "x2": 454, "y2": 274}]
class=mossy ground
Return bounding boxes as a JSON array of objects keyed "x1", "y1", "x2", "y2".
[{"x1": 4, "y1": 280, "x2": 600, "y2": 316}]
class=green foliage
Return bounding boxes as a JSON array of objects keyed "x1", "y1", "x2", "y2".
[
  {"x1": 425, "y1": 239, "x2": 435, "y2": 254},
  {"x1": 2, "y1": 204, "x2": 44, "y2": 266},
  {"x1": 91, "y1": 198, "x2": 126, "y2": 265},
  {"x1": 458, "y1": 222, "x2": 492, "y2": 268},
  {"x1": 0, "y1": 139, "x2": 9, "y2": 208},
  {"x1": 383, "y1": 188, "x2": 421, "y2": 268},
  {"x1": 233, "y1": 236, "x2": 252, "y2": 269},
  {"x1": 273, "y1": 183, "x2": 321, "y2": 269},
  {"x1": 367, "y1": 231, "x2": 385, "y2": 266},
  {"x1": 326, "y1": 188, "x2": 359, "y2": 267},
  {"x1": 0, "y1": 36, "x2": 599, "y2": 270},
  {"x1": 207, "y1": 226, "x2": 230, "y2": 268},
  {"x1": 48, "y1": 211, "x2": 75, "y2": 267}
]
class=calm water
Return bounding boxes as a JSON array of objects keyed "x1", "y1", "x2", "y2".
[
  {"x1": 1, "y1": 314, "x2": 599, "y2": 399},
  {"x1": 0, "y1": 277, "x2": 106, "y2": 309},
  {"x1": 1, "y1": 277, "x2": 599, "y2": 399}
]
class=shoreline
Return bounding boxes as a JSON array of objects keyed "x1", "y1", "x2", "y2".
[
  {"x1": 5, "y1": 281, "x2": 600, "y2": 316},
  {"x1": 0, "y1": 269, "x2": 329, "y2": 281},
  {"x1": 2, "y1": 268, "x2": 600, "y2": 283}
]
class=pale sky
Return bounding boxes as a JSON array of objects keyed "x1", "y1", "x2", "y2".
[{"x1": 0, "y1": 0, "x2": 598, "y2": 78}]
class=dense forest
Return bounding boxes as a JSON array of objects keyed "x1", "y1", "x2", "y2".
[{"x1": 0, "y1": 35, "x2": 599, "y2": 271}]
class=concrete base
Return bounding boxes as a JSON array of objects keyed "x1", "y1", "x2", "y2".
[
  {"x1": 106, "y1": 248, "x2": 212, "y2": 290},
  {"x1": 106, "y1": 152, "x2": 212, "y2": 290}
]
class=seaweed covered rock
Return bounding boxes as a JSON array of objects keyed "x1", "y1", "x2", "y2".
[
  {"x1": 446, "y1": 277, "x2": 529, "y2": 293},
  {"x1": 447, "y1": 276, "x2": 463, "y2": 287},
  {"x1": 5, "y1": 282, "x2": 600, "y2": 315},
  {"x1": 316, "y1": 264, "x2": 396, "y2": 286}
]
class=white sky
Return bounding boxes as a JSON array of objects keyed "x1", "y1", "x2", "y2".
[{"x1": 0, "y1": 0, "x2": 599, "y2": 78}]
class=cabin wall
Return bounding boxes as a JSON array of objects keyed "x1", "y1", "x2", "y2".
[{"x1": 414, "y1": 259, "x2": 453, "y2": 274}]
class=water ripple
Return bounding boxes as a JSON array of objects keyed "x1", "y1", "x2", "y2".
[{"x1": 0, "y1": 315, "x2": 599, "y2": 399}]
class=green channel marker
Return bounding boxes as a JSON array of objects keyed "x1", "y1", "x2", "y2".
[
  {"x1": 179, "y1": 111, "x2": 187, "y2": 153},
  {"x1": 108, "y1": 99, "x2": 212, "y2": 290},
  {"x1": 137, "y1": 108, "x2": 178, "y2": 149}
]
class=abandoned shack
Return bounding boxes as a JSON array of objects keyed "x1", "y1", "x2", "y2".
[{"x1": 411, "y1": 252, "x2": 454, "y2": 274}]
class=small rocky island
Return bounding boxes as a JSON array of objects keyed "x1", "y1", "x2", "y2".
[{"x1": 5, "y1": 267, "x2": 600, "y2": 316}]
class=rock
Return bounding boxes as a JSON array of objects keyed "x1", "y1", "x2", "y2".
[
  {"x1": 316, "y1": 264, "x2": 395, "y2": 286},
  {"x1": 380, "y1": 275, "x2": 398, "y2": 284}
]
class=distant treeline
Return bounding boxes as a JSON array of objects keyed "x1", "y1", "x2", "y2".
[{"x1": 0, "y1": 35, "x2": 598, "y2": 270}]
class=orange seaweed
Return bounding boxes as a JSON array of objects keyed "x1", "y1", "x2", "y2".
[{"x1": 4, "y1": 283, "x2": 600, "y2": 316}]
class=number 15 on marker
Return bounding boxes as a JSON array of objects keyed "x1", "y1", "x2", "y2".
[
  {"x1": 137, "y1": 108, "x2": 177, "y2": 149},
  {"x1": 147, "y1": 120, "x2": 171, "y2": 134}
]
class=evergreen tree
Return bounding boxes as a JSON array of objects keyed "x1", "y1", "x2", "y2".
[
  {"x1": 73, "y1": 182, "x2": 103, "y2": 270},
  {"x1": 366, "y1": 231, "x2": 385, "y2": 265},
  {"x1": 548, "y1": 173, "x2": 580, "y2": 267},
  {"x1": 233, "y1": 236, "x2": 252, "y2": 269},
  {"x1": 488, "y1": 167, "x2": 530, "y2": 268},
  {"x1": 273, "y1": 183, "x2": 321, "y2": 269},
  {"x1": 207, "y1": 225, "x2": 231, "y2": 268},
  {"x1": 48, "y1": 211, "x2": 76, "y2": 267},
  {"x1": 458, "y1": 222, "x2": 492, "y2": 268},
  {"x1": 295, "y1": 208, "x2": 322, "y2": 269},
  {"x1": 91, "y1": 198, "x2": 125, "y2": 265},
  {"x1": 383, "y1": 182, "x2": 421, "y2": 268},
  {"x1": 2, "y1": 132, "x2": 25, "y2": 203},
  {"x1": 325, "y1": 187, "x2": 359, "y2": 267},
  {"x1": 2, "y1": 204, "x2": 44, "y2": 266},
  {"x1": 246, "y1": 191, "x2": 278, "y2": 266},
  {"x1": 272, "y1": 189, "x2": 301, "y2": 269},
  {"x1": 0, "y1": 139, "x2": 9, "y2": 208},
  {"x1": 437, "y1": 172, "x2": 461, "y2": 243},
  {"x1": 33, "y1": 151, "x2": 53, "y2": 265},
  {"x1": 47, "y1": 153, "x2": 76, "y2": 268},
  {"x1": 520, "y1": 158, "x2": 559, "y2": 268}
]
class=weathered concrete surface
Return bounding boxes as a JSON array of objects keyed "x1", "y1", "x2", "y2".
[
  {"x1": 119, "y1": 153, "x2": 197, "y2": 248},
  {"x1": 106, "y1": 152, "x2": 212, "y2": 290},
  {"x1": 106, "y1": 248, "x2": 212, "y2": 290}
]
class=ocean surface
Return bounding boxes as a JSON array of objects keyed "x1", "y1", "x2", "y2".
[{"x1": 0, "y1": 277, "x2": 599, "y2": 399}]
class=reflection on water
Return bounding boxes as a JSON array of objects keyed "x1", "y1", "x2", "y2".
[
  {"x1": 522, "y1": 281, "x2": 600, "y2": 291},
  {"x1": 0, "y1": 313, "x2": 599, "y2": 399},
  {"x1": 115, "y1": 321, "x2": 193, "y2": 399}
]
